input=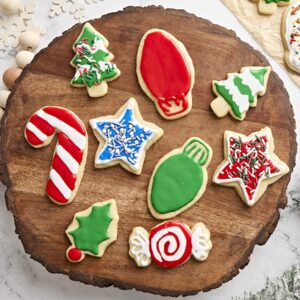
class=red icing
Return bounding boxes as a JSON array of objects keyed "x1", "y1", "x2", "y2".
[
  {"x1": 149, "y1": 221, "x2": 192, "y2": 268},
  {"x1": 30, "y1": 114, "x2": 55, "y2": 136},
  {"x1": 43, "y1": 106, "x2": 86, "y2": 135},
  {"x1": 58, "y1": 133, "x2": 83, "y2": 163},
  {"x1": 25, "y1": 106, "x2": 87, "y2": 205},
  {"x1": 52, "y1": 152, "x2": 76, "y2": 189},
  {"x1": 25, "y1": 128, "x2": 43, "y2": 146},
  {"x1": 67, "y1": 247, "x2": 83, "y2": 262},
  {"x1": 46, "y1": 179, "x2": 68, "y2": 204},
  {"x1": 217, "y1": 134, "x2": 281, "y2": 202},
  {"x1": 140, "y1": 31, "x2": 192, "y2": 117}
]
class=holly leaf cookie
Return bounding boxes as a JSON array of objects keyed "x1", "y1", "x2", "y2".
[
  {"x1": 252, "y1": 0, "x2": 291, "y2": 15},
  {"x1": 70, "y1": 22, "x2": 121, "y2": 98},
  {"x1": 213, "y1": 127, "x2": 289, "y2": 207},
  {"x1": 89, "y1": 98, "x2": 164, "y2": 175},
  {"x1": 129, "y1": 221, "x2": 212, "y2": 268},
  {"x1": 210, "y1": 66, "x2": 271, "y2": 121},
  {"x1": 282, "y1": 1, "x2": 300, "y2": 74},
  {"x1": 137, "y1": 29, "x2": 195, "y2": 120},
  {"x1": 24, "y1": 106, "x2": 88, "y2": 205},
  {"x1": 66, "y1": 200, "x2": 119, "y2": 263},
  {"x1": 148, "y1": 137, "x2": 212, "y2": 219}
]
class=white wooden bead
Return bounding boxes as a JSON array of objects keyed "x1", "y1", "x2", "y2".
[
  {"x1": 16, "y1": 50, "x2": 34, "y2": 69},
  {"x1": 19, "y1": 31, "x2": 40, "y2": 50},
  {"x1": 0, "y1": 0, "x2": 20, "y2": 15},
  {"x1": 0, "y1": 108, "x2": 5, "y2": 122},
  {"x1": 0, "y1": 90, "x2": 10, "y2": 109}
]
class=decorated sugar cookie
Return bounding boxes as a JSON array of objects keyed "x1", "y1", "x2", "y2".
[
  {"x1": 252, "y1": 0, "x2": 290, "y2": 15},
  {"x1": 210, "y1": 66, "x2": 271, "y2": 121},
  {"x1": 213, "y1": 128, "x2": 289, "y2": 206},
  {"x1": 66, "y1": 200, "x2": 119, "y2": 263},
  {"x1": 89, "y1": 98, "x2": 164, "y2": 175},
  {"x1": 129, "y1": 221, "x2": 212, "y2": 268},
  {"x1": 282, "y1": 1, "x2": 300, "y2": 74},
  {"x1": 148, "y1": 137, "x2": 212, "y2": 219},
  {"x1": 24, "y1": 106, "x2": 88, "y2": 205},
  {"x1": 137, "y1": 29, "x2": 195, "y2": 120},
  {"x1": 70, "y1": 22, "x2": 121, "y2": 98}
]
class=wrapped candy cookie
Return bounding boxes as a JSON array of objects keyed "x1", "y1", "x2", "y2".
[{"x1": 129, "y1": 221, "x2": 212, "y2": 268}]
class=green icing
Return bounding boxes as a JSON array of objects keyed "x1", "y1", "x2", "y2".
[
  {"x1": 71, "y1": 24, "x2": 118, "y2": 88},
  {"x1": 250, "y1": 67, "x2": 268, "y2": 86},
  {"x1": 150, "y1": 139, "x2": 211, "y2": 215},
  {"x1": 233, "y1": 76, "x2": 254, "y2": 104},
  {"x1": 264, "y1": 0, "x2": 289, "y2": 3},
  {"x1": 69, "y1": 203, "x2": 113, "y2": 255},
  {"x1": 214, "y1": 82, "x2": 243, "y2": 119}
]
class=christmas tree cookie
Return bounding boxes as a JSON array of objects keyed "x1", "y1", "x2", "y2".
[
  {"x1": 70, "y1": 22, "x2": 121, "y2": 98},
  {"x1": 213, "y1": 127, "x2": 289, "y2": 207},
  {"x1": 282, "y1": 0, "x2": 300, "y2": 74},
  {"x1": 148, "y1": 137, "x2": 212, "y2": 219},
  {"x1": 129, "y1": 221, "x2": 212, "y2": 268},
  {"x1": 66, "y1": 200, "x2": 119, "y2": 263},
  {"x1": 252, "y1": 0, "x2": 290, "y2": 15},
  {"x1": 137, "y1": 29, "x2": 195, "y2": 120},
  {"x1": 210, "y1": 66, "x2": 271, "y2": 121},
  {"x1": 89, "y1": 98, "x2": 164, "y2": 175}
]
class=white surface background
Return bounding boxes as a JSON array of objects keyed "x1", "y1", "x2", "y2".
[{"x1": 0, "y1": 0, "x2": 300, "y2": 299}]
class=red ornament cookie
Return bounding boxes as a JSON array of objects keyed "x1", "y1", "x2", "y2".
[
  {"x1": 129, "y1": 221, "x2": 212, "y2": 268},
  {"x1": 213, "y1": 127, "x2": 289, "y2": 206},
  {"x1": 137, "y1": 29, "x2": 195, "y2": 120}
]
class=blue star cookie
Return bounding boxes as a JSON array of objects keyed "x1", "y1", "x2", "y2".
[{"x1": 90, "y1": 98, "x2": 164, "y2": 174}]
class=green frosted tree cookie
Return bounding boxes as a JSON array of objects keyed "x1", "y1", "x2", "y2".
[{"x1": 210, "y1": 66, "x2": 271, "y2": 121}]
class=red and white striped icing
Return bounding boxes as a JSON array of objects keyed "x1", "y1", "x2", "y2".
[
  {"x1": 24, "y1": 106, "x2": 88, "y2": 205},
  {"x1": 149, "y1": 221, "x2": 192, "y2": 268}
]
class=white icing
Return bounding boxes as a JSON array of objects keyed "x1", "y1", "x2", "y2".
[
  {"x1": 49, "y1": 169, "x2": 72, "y2": 199},
  {"x1": 285, "y1": 2, "x2": 300, "y2": 71},
  {"x1": 222, "y1": 75, "x2": 250, "y2": 113},
  {"x1": 240, "y1": 69, "x2": 264, "y2": 94},
  {"x1": 191, "y1": 223, "x2": 212, "y2": 261},
  {"x1": 56, "y1": 145, "x2": 79, "y2": 175},
  {"x1": 26, "y1": 122, "x2": 48, "y2": 142},
  {"x1": 37, "y1": 109, "x2": 86, "y2": 150},
  {"x1": 150, "y1": 226, "x2": 187, "y2": 263},
  {"x1": 129, "y1": 227, "x2": 151, "y2": 267}
]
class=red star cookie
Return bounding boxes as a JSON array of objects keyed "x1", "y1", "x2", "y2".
[{"x1": 213, "y1": 127, "x2": 289, "y2": 206}]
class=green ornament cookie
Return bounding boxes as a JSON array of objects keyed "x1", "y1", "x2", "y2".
[
  {"x1": 148, "y1": 137, "x2": 212, "y2": 220},
  {"x1": 66, "y1": 200, "x2": 119, "y2": 263}
]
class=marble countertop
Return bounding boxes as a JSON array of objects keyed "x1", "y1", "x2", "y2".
[{"x1": 0, "y1": 1, "x2": 300, "y2": 299}]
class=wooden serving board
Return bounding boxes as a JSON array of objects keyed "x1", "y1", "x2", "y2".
[{"x1": 0, "y1": 6, "x2": 296, "y2": 297}]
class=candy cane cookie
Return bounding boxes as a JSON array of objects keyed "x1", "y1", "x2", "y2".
[
  {"x1": 129, "y1": 221, "x2": 212, "y2": 268},
  {"x1": 25, "y1": 106, "x2": 88, "y2": 205}
]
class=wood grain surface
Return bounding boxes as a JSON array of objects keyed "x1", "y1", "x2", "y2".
[{"x1": 0, "y1": 6, "x2": 296, "y2": 296}]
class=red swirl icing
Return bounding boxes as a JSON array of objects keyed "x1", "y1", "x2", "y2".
[{"x1": 149, "y1": 221, "x2": 192, "y2": 268}]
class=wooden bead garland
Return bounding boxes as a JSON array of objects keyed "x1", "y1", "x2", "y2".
[
  {"x1": 19, "y1": 31, "x2": 40, "y2": 50},
  {"x1": 16, "y1": 50, "x2": 35, "y2": 69},
  {"x1": 0, "y1": 0, "x2": 21, "y2": 16}
]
